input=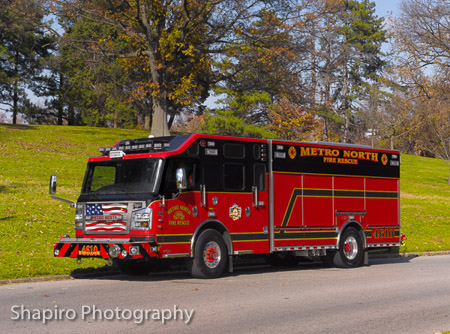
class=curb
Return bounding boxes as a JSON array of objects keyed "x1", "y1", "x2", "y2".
[
  {"x1": 2, "y1": 251, "x2": 450, "y2": 286},
  {"x1": 0, "y1": 270, "x2": 121, "y2": 286},
  {"x1": 0, "y1": 275, "x2": 73, "y2": 286},
  {"x1": 372, "y1": 250, "x2": 450, "y2": 258}
]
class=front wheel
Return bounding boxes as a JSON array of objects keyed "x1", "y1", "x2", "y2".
[
  {"x1": 188, "y1": 229, "x2": 228, "y2": 279},
  {"x1": 326, "y1": 227, "x2": 365, "y2": 268}
]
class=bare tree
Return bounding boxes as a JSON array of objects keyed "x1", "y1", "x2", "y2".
[
  {"x1": 390, "y1": 0, "x2": 450, "y2": 184},
  {"x1": 414, "y1": 80, "x2": 450, "y2": 184},
  {"x1": 395, "y1": 0, "x2": 450, "y2": 71}
]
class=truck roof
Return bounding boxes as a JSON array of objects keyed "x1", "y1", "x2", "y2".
[{"x1": 95, "y1": 134, "x2": 399, "y2": 160}]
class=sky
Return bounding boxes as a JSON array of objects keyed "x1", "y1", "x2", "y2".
[{"x1": 373, "y1": 0, "x2": 402, "y2": 19}]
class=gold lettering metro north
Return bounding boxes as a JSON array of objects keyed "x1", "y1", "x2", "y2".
[{"x1": 299, "y1": 147, "x2": 379, "y2": 165}]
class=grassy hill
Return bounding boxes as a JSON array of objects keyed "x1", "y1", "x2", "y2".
[
  {"x1": 400, "y1": 152, "x2": 450, "y2": 253},
  {"x1": 1, "y1": 124, "x2": 449, "y2": 280}
]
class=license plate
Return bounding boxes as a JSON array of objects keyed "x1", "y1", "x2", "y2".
[
  {"x1": 78, "y1": 244, "x2": 102, "y2": 256},
  {"x1": 87, "y1": 215, "x2": 123, "y2": 221}
]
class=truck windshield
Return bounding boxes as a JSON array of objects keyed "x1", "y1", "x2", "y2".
[{"x1": 82, "y1": 158, "x2": 163, "y2": 195}]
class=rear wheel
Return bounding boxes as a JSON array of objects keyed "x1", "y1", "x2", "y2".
[
  {"x1": 329, "y1": 227, "x2": 364, "y2": 268},
  {"x1": 189, "y1": 229, "x2": 228, "y2": 279}
]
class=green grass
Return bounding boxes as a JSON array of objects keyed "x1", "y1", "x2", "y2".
[
  {"x1": 400, "y1": 154, "x2": 450, "y2": 253},
  {"x1": 0, "y1": 124, "x2": 449, "y2": 280},
  {"x1": 0, "y1": 124, "x2": 148, "y2": 280}
]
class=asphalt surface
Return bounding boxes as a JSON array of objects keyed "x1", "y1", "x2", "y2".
[{"x1": 1, "y1": 255, "x2": 450, "y2": 334}]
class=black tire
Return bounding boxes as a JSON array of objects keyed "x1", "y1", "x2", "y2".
[
  {"x1": 116, "y1": 259, "x2": 155, "y2": 276},
  {"x1": 330, "y1": 227, "x2": 364, "y2": 268},
  {"x1": 264, "y1": 252, "x2": 299, "y2": 266},
  {"x1": 189, "y1": 229, "x2": 228, "y2": 279}
]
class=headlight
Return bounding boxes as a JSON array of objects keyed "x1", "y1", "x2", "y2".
[
  {"x1": 131, "y1": 208, "x2": 152, "y2": 230},
  {"x1": 130, "y1": 246, "x2": 139, "y2": 255},
  {"x1": 109, "y1": 245, "x2": 121, "y2": 258},
  {"x1": 74, "y1": 203, "x2": 84, "y2": 230}
]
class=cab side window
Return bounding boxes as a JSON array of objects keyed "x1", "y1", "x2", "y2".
[
  {"x1": 164, "y1": 158, "x2": 198, "y2": 195},
  {"x1": 253, "y1": 163, "x2": 266, "y2": 191},
  {"x1": 202, "y1": 160, "x2": 220, "y2": 191},
  {"x1": 223, "y1": 163, "x2": 245, "y2": 191}
]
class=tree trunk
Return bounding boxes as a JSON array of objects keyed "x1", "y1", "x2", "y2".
[
  {"x1": 57, "y1": 103, "x2": 63, "y2": 125},
  {"x1": 310, "y1": 23, "x2": 317, "y2": 107},
  {"x1": 13, "y1": 51, "x2": 18, "y2": 124},
  {"x1": 13, "y1": 79, "x2": 18, "y2": 124},
  {"x1": 150, "y1": 95, "x2": 170, "y2": 137},
  {"x1": 57, "y1": 72, "x2": 64, "y2": 125},
  {"x1": 68, "y1": 103, "x2": 74, "y2": 125},
  {"x1": 168, "y1": 113, "x2": 175, "y2": 130},
  {"x1": 448, "y1": 167, "x2": 450, "y2": 186},
  {"x1": 144, "y1": 114, "x2": 151, "y2": 131},
  {"x1": 139, "y1": 3, "x2": 170, "y2": 137},
  {"x1": 147, "y1": 54, "x2": 170, "y2": 136},
  {"x1": 323, "y1": 59, "x2": 331, "y2": 142},
  {"x1": 341, "y1": 53, "x2": 349, "y2": 143}
]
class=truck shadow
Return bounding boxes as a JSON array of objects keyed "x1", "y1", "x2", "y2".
[{"x1": 71, "y1": 254, "x2": 417, "y2": 283}]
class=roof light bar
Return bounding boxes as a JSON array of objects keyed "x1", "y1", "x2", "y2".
[
  {"x1": 98, "y1": 147, "x2": 112, "y2": 153},
  {"x1": 98, "y1": 140, "x2": 170, "y2": 155},
  {"x1": 98, "y1": 139, "x2": 170, "y2": 156}
]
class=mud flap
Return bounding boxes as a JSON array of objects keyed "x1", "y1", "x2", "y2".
[
  {"x1": 228, "y1": 255, "x2": 233, "y2": 273},
  {"x1": 363, "y1": 250, "x2": 369, "y2": 266}
]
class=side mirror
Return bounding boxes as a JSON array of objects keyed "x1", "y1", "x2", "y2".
[
  {"x1": 176, "y1": 168, "x2": 187, "y2": 190},
  {"x1": 49, "y1": 175, "x2": 57, "y2": 194},
  {"x1": 49, "y1": 174, "x2": 75, "y2": 208}
]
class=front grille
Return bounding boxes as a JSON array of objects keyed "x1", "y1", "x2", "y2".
[{"x1": 83, "y1": 202, "x2": 144, "y2": 234}]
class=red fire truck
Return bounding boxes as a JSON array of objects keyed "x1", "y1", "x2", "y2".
[{"x1": 51, "y1": 134, "x2": 403, "y2": 278}]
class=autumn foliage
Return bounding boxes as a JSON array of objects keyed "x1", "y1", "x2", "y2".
[{"x1": 2, "y1": 0, "x2": 450, "y2": 183}]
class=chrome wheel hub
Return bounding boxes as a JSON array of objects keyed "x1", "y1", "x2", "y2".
[
  {"x1": 203, "y1": 241, "x2": 221, "y2": 269},
  {"x1": 343, "y1": 236, "x2": 358, "y2": 260}
]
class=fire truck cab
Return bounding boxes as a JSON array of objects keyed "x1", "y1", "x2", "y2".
[{"x1": 52, "y1": 134, "x2": 402, "y2": 278}]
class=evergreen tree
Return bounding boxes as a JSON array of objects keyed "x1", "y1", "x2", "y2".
[
  {"x1": 58, "y1": 17, "x2": 136, "y2": 128},
  {"x1": 0, "y1": 0, "x2": 54, "y2": 124},
  {"x1": 339, "y1": 0, "x2": 387, "y2": 142},
  {"x1": 316, "y1": 0, "x2": 387, "y2": 142},
  {"x1": 209, "y1": 5, "x2": 298, "y2": 133}
]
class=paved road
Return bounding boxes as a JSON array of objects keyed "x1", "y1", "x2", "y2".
[{"x1": 1, "y1": 255, "x2": 450, "y2": 334}]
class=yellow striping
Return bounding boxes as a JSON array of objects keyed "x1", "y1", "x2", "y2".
[
  {"x1": 365, "y1": 189, "x2": 398, "y2": 193},
  {"x1": 303, "y1": 195, "x2": 333, "y2": 198},
  {"x1": 278, "y1": 230, "x2": 336, "y2": 233},
  {"x1": 275, "y1": 237, "x2": 337, "y2": 241},
  {"x1": 303, "y1": 230, "x2": 336, "y2": 233},
  {"x1": 280, "y1": 189, "x2": 301, "y2": 227},
  {"x1": 274, "y1": 171, "x2": 399, "y2": 180}
]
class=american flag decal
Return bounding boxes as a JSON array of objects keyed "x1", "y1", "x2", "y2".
[{"x1": 85, "y1": 203, "x2": 128, "y2": 233}]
